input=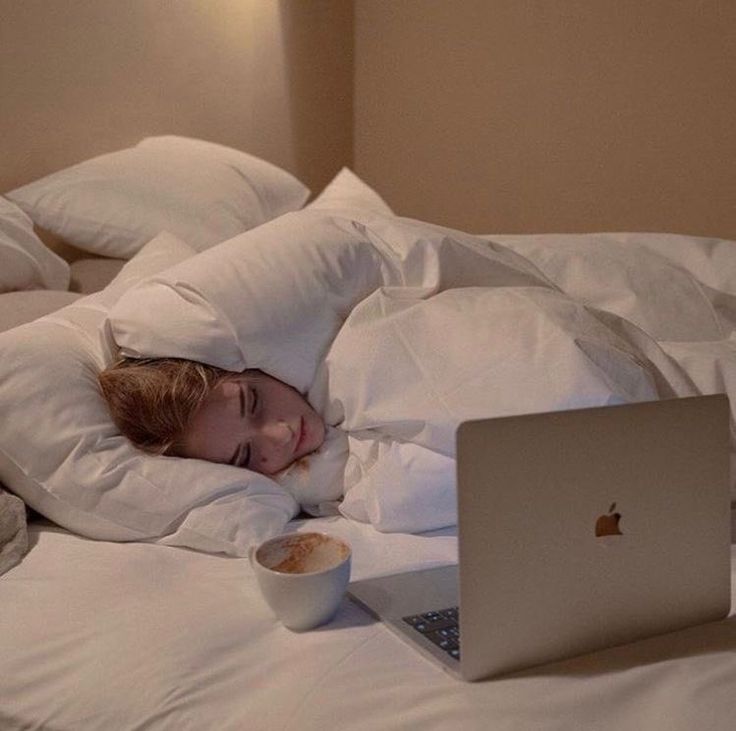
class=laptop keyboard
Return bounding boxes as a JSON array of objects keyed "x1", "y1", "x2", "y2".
[{"x1": 403, "y1": 607, "x2": 460, "y2": 660}]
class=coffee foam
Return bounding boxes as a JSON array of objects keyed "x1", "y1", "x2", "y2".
[{"x1": 257, "y1": 533, "x2": 349, "y2": 575}]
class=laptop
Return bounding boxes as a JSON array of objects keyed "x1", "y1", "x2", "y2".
[{"x1": 348, "y1": 396, "x2": 732, "y2": 681}]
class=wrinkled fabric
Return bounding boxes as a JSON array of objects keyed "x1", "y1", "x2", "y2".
[
  {"x1": 305, "y1": 225, "x2": 734, "y2": 532},
  {"x1": 0, "y1": 487, "x2": 29, "y2": 575},
  {"x1": 109, "y1": 210, "x2": 736, "y2": 538}
]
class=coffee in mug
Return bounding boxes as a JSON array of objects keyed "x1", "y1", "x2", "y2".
[{"x1": 249, "y1": 532, "x2": 351, "y2": 631}]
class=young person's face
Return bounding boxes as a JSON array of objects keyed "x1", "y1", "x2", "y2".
[{"x1": 179, "y1": 371, "x2": 326, "y2": 475}]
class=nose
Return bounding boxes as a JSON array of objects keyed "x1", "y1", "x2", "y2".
[{"x1": 259, "y1": 420, "x2": 294, "y2": 449}]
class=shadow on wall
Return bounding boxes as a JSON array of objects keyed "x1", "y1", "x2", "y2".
[
  {"x1": 277, "y1": 0, "x2": 354, "y2": 197},
  {"x1": 0, "y1": 0, "x2": 353, "y2": 196}
]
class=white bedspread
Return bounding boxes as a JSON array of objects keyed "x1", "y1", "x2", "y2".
[
  {"x1": 108, "y1": 214, "x2": 736, "y2": 549},
  {"x1": 0, "y1": 487, "x2": 28, "y2": 575},
  {"x1": 1, "y1": 519, "x2": 734, "y2": 731},
  {"x1": 295, "y1": 225, "x2": 736, "y2": 532}
]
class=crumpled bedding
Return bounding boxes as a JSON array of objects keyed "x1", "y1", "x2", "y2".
[
  {"x1": 275, "y1": 222, "x2": 736, "y2": 534},
  {"x1": 110, "y1": 211, "x2": 736, "y2": 542},
  {"x1": 0, "y1": 486, "x2": 29, "y2": 576},
  {"x1": 306, "y1": 288, "x2": 675, "y2": 531}
]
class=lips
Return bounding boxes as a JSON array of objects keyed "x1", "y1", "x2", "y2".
[{"x1": 295, "y1": 416, "x2": 307, "y2": 454}]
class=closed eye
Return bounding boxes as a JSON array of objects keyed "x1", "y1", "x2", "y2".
[
  {"x1": 232, "y1": 384, "x2": 254, "y2": 468},
  {"x1": 240, "y1": 443, "x2": 251, "y2": 469},
  {"x1": 229, "y1": 442, "x2": 251, "y2": 469},
  {"x1": 239, "y1": 384, "x2": 259, "y2": 416}
]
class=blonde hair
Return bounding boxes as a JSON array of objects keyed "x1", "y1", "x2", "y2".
[{"x1": 98, "y1": 357, "x2": 232, "y2": 455}]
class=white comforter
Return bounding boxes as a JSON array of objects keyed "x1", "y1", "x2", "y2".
[
  {"x1": 289, "y1": 225, "x2": 735, "y2": 533},
  {"x1": 111, "y1": 211, "x2": 736, "y2": 547}
]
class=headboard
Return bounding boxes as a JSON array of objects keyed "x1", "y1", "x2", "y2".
[{"x1": 0, "y1": 0, "x2": 352, "y2": 197}]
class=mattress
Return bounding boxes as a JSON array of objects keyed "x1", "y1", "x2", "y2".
[
  {"x1": 2, "y1": 517, "x2": 735, "y2": 731},
  {"x1": 3, "y1": 158, "x2": 736, "y2": 728}
]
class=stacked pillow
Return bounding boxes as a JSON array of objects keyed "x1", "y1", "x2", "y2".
[
  {"x1": 111, "y1": 167, "x2": 395, "y2": 392},
  {"x1": 308, "y1": 167, "x2": 393, "y2": 215},
  {"x1": 7, "y1": 136, "x2": 310, "y2": 258},
  {"x1": 0, "y1": 290, "x2": 83, "y2": 334},
  {"x1": 0, "y1": 231, "x2": 299, "y2": 555},
  {"x1": 0, "y1": 169, "x2": 391, "y2": 555},
  {"x1": 0, "y1": 196, "x2": 70, "y2": 292}
]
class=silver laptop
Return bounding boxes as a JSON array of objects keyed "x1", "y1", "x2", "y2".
[{"x1": 348, "y1": 396, "x2": 732, "y2": 681}]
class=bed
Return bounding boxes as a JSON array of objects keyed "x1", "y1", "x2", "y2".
[
  {"x1": 1, "y1": 518, "x2": 733, "y2": 730},
  {"x1": 3, "y1": 4, "x2": 736, "y2": 729},
  {"x1": 1, "y1": 139, "x2": 736, "y2": 729}
]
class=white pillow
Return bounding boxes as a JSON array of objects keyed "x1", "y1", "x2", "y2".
[
  {"x1": 0, "y1": 231, "x2": 297, "y2": 556},
  {"x1": 109, "y1": 210, "x2": 390, "y2": 393},
  {"x1": 308, "y1": 167, "x2": 394, "y2": 215},
  {"x1": 6, "y1": 136, "x2": 310, "y2": 259},
  {"x1": 109, "y1": 209, "x2": 546, "y2": 394},
  {"x1": 0, "y1": 290, "x2": 82, "y2": 333},
  {"x1": 0, "y1": 196, "x2": 70, "y2": 292}
]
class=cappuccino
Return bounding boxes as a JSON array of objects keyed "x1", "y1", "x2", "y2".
[
  {"x1": 258, "y1": 533, "x2": 350, "y2": 574},
  {"x1": 249, "y1": 531, "x2": 352, "y2": 631}
]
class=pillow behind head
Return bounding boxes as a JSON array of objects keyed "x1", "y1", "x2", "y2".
[
  {"x1": 308, "y1": 167, "x2": 394, "y2": 215},
  {"x1": 0, "y1": 196, "x2": 70, "y2": 292},
  {"x1": 7, "y1": 136, "x2": 310, "y2": 259},
  {"x1": 0, "y1": 231, "x2": 298, "y2": 556},
  {"x1": 109, "y1": 210, "x2": 391, "y2": 393},
  {"x1": 108, "y1": 170, "x2": 402, "y2": 392},
  {"x1": 0, "y1": 290, "x2": 82, "y2": 333},
  {"x1": 109, "y1": 199, "x2": 551, "y2": 396}
]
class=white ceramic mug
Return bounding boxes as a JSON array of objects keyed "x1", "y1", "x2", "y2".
[{"x1": 248, "y1": 531, "x2": 352, "y2": 631}]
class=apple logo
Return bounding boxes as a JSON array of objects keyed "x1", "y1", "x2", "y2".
[{"x1": 595, "y1": 502, "x2": 623, "y2": 537}]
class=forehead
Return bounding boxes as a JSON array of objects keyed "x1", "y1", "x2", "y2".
[{"x1": 199, "y1": 370, "x2": 292, "y2": 414}]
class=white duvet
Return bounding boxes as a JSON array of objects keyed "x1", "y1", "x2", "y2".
[
  {"x1": 296, "y1": 230, "x2": 733, "y2": 532},
  {"x1": 111, "y1": 210, "x2": 736, "y2": 544}
]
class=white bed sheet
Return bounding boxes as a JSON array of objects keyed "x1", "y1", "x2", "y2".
[{"x1": 2, "y1": 517, "x2": 735, "y2": 731}]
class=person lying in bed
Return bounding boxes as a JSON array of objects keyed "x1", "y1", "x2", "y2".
[{"x1": 98, "y1": 357, "x2": 326, "y2": 476}]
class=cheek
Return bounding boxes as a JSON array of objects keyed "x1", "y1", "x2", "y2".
[
  {"x1": 255, "y1": 456, "x2": 279, "y2": 475},
  {"x1": 268, "y1": 393, "x2": 301, "y2": 419},
  {"x1": 187, "y1": 425, "x2": 222, "y2": 461}
]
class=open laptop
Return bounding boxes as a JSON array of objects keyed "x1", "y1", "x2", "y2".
[{"x1": 348, "y1": 396, "x2": 732, "y2": 681}]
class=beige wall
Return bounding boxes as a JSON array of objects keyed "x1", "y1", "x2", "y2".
[
  {"x1": 4, "y1": 1, "x2": 733, "y2": 238},
  {"x1": 0, "y1": 0, "x2": 353, "y2": 196},
  {"x1": 354, "y1": 1, "x2": 736, "y2": 239}
]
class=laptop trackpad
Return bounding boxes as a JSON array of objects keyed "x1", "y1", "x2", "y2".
[{"x1": 349, "y1": 565, "x2": 458, "y2": 619}]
